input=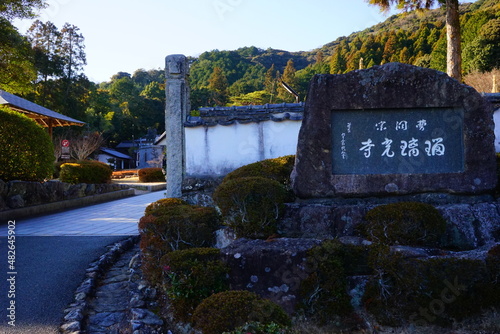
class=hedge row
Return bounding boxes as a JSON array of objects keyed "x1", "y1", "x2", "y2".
[
  {"x1": 59, "y1": 161, "x2": 112, "y2": 184},
  {"x1": 0, "y1": 106, "x2": 54, "y2": 182},
  {"x1": 138, "y1": 167, "x2": 164, "y2": 182}
]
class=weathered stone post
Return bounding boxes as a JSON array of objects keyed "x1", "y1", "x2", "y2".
[{"x1": 165, "y1": 54, "x2": 189, "y2": 198}]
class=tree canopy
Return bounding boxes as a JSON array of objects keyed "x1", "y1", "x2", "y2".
[
  {"x1": 0, "y1": 0, "x2": 46, "y2": 19},
  {"x1": 366, "y1": 0, "x2": 463, "y2": 81}
]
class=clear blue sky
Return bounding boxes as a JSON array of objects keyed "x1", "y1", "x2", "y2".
[{"x1": 13, "y1": 0, "x2": 474, "y2": 83}]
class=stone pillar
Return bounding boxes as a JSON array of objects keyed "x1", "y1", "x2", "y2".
[{"x1": 165, "y1": 54, "x2": 190, "y2": 198}]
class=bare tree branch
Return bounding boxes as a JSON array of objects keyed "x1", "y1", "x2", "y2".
[{"x1": 70, "y1": 131, "x2": 104, "y2": 160}]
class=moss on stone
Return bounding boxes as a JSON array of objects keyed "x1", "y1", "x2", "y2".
[
  {"x1": 192, "y1": 290, "x2": 291, "y2": 334},
  {"x1": 299, "y1": 240, "x2": 370, "y2": 326},
  {"x1": 363, "y1": 254, "x2": 490, "y2": 327},
  {"x1": 161, "y1": 248, "x2": 229, "y2": 322},
  {"x1": 362, "y1": 201, "x2": 447, "y2": 247}
]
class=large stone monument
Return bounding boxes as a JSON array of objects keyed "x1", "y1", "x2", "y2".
[
  {"x1": 165, "y1": 55, "x2": 190, "y2": 198},
  {"x1": 291, "y1": 63, "x2": 497, "y2": 198}
]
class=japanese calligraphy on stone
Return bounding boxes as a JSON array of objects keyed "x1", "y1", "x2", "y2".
[{"x1": 331, "y1": 108, "x2": 464, "y2": 175}]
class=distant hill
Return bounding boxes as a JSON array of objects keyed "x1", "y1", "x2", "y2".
[{"x1": 187, "y1": 0, "x2": 499, "y2": 107}]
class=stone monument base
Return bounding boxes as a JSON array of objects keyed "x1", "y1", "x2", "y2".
[{"x1": 279, "y1": 194, "x2": 500, "y2": 250}]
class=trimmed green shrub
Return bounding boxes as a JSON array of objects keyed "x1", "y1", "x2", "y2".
[
  {"x1": 138, "y1": 167, "x2": 165, "y2": 182},
  {"x1": 192, "y1": 290, "x2": 291, "y2": 334},
  {"x1": 139, "y1": 204, "x2": 221, "y2": 285},
  {"x1": 362, "y1": 202, "x2": 447, "y2": 247},
  {"x1": 59, "y1": 160, "x2": 112, "y2": 184},
  {"x1": 144, "y1": 197, "x2": 188, "y2": 216},
  {"x1": 223, "y1": 321, "x2": 289, "y2": 334},
  {"x1": 363, "y1": 255, "x2": 490, "y2": 326},
  {"x1": 0, "y1": 106, "x2": 54, "y2": 182},
  {"x1": 213, "y1": 176, "x2": 288, "y2": 239},
  {"x1": 53, "y1": 159, "x2": 77, "y2": 179},
  {"x1": 299, "y1": 240, "x2": 369, "y2": 325},
  {"x1": 161, "y1": 248, "x2": 229, "y2": 321},
  {"x1": 223, "y1": 155, "x2": 295, "y2": 186}
]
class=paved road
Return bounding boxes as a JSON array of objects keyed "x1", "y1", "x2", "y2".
[
  {"x1": 0, "y1": 236, "x2": 126, "y2": 333},
  {"x1": 0, "y1": 191, "x2": 165, "y2": 333}
]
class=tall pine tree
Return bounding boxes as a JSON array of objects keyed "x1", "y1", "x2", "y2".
[{"x1": 208, "y1": 66, "x2": 229, "y2": 106}]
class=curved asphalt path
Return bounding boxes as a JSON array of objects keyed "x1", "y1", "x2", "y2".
[{"x1": 0, "y1": 191, "x2": 165, "y2": 333}]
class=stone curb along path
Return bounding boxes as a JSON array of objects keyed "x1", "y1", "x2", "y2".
[{"x1": 60, "y1": 236, "x2": 165, "y2": 334}]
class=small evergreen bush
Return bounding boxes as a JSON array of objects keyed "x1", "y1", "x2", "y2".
[
  {"x1": 223, "y1": 155, "x2": 295, "y2": 185},
  {"x1": 138, "y1": 167, "x2": 165, "y2": 182},
  {"x1": 139, "y1": 204, "x2": 221, "y2": 285},
  {"x1": 161, "y1": 248, "x2": 229, "y2": 321},
  {"x1": 59, "y1": 160, "x2": 112, "y2": 184},
  {"x1": 0, "y1": 106, "x2": 54, "y2": 182},
  {"x1": 144, "y1": 197, "x2": 188, "y2": 216},
  {"x1": 53, "y1": 159, "x2": 77, "y2": 179},
  {"x1": 362, "y1": 202, "x2": 447, "y2": 247},
  {"x1": 213, "y1": 176, "x2": 288, "y2": 239},
  {"x1": 192, "y1": 290, "x2": 291, "y2": 334}
]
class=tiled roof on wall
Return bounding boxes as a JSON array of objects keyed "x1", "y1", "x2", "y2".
[
  {"x1": 184, "y1": 102, "x2": 305, "y2": 127},
  {"x1": 484, "y1": 93, "x2": 500, "y2": 110}
]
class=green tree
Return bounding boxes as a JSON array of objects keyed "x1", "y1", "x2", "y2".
[
  {"x1": 383, "y1": 31, "x2": 399, "y2": 62},
  {"x1": 229, "y1": 90, "x2": 272, "y2": 106},
  {"x1": 85, "y1": 87, "x2": 115, "y2": 133},
  {"x1": 366, "y1": 0, "x2": 463, "y2": 81},
  {"x1": 140, "y1": 82, "x2": 164, "y2": 101},
  {"x1": 208, "y1": 66, "x2": 229, "y2": 105},
  {"x1": 330, "y1": 47, "x2": 347, "y2": 74},
  {"x1": 0, "y1": 0, "x2": 46, "y2": 19},
  {"x1": 399, "y1": 46, "x2": 411, "y2": 63},
  {"x1": 414, "y1": 25, "x2": 431, "y2": 54},
  {"x1": 430, "y1": 33, "x2": 447, "y2": 72},
  {"x1": 463, "y1": 18, "x2": 500, "y2": 73},
  {"x1": 190, "y1": 87, "x2": 212, "y2": 110},
  {"x1": 26, "y1": 20, "x2": 64, "y2": 102},
  {"x1": 60, "y1": 23, "x2": 86, "y2": 81},
  {"x1": 264, "y1": 64, "x2": 277, "y2": 98},
  {"x1": 278, "y1": 59, "x2": 298, "y2": 102},
  {"x1": 0, "y1": 18, "x2": 36, "y2": 94},
  {"x1": 360, "y1": 35, "x2": 382, "y2": 67}
]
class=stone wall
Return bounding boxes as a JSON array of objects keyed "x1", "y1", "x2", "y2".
[
  {"x1": 0, "y1": 179, "x2": 129, "y2": 211},
  {"x1": 280, "y1": 195, "x2": 500, "y2": 250}
]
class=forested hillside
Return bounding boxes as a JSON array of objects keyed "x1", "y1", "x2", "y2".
[
  {"x1": 0, "y1": 0, "x2": 498, "y2": 147},
  {"x1": 189, "y1": 0, "x2": 499, "y2": 107}
]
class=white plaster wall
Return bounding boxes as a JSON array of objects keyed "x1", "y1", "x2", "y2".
[
  {"x1": 185, "y1": 120, "x2": 302, "y2": 176},
  {"x1": 97, "y1": 153, "x2": 113, "y2": 165},
  {"x1": 495, "y1": 109, "x2": 500, "y2": 152}
]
